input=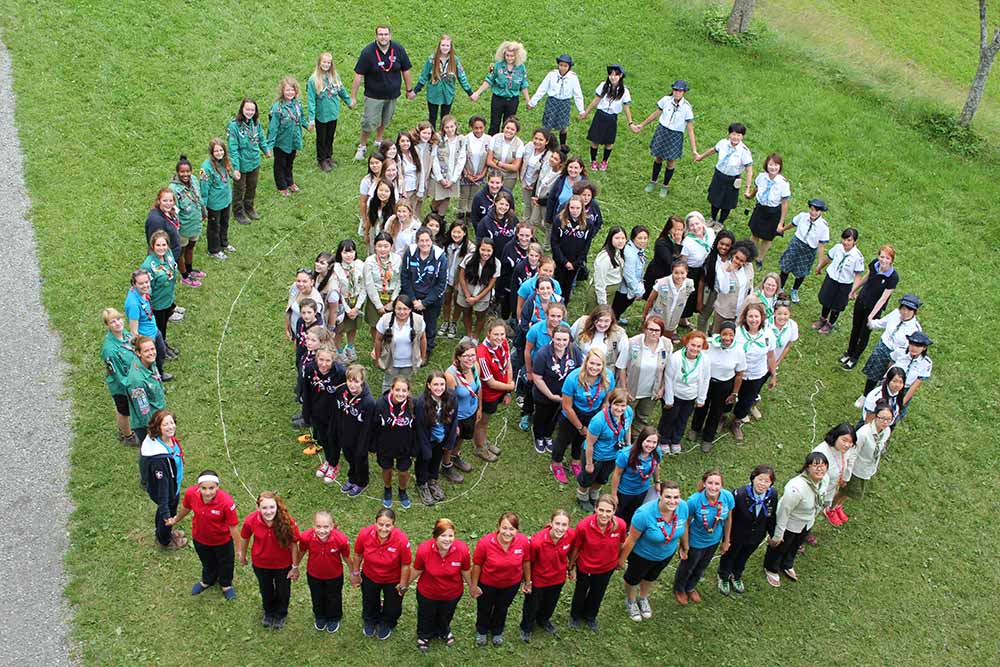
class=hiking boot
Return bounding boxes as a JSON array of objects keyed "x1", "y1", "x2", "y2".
[
  {"x1": 428, "y1": 479, "x2": 446, "y2": 501},
  {"x1": 475, "y1": 446, "x2": 497, "y2": 462},
  {"x1": 729, "y1": 417, "x2": 745, "y2": 442},
  {"x1": 418, "y1": 484, "x2": 435, "y2": 506},
  {"x1": 441, "y1": 464, "x2": 465, "y2": 483},
  {"x1": 453, "y1": 455, "x2": 473, "y2": 472},
  {"x1": 246, "y1": 208, "x2": 261, "y2": 220}
]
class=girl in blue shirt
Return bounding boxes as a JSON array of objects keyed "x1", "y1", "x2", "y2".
[
  {"x1": 618, "y1": 481, "x2": 688, "y2": 622},
  {"x1": 552, "y1": 350, "x2": 615, "y2": 485},
  {"x1": 612, "y1": 225, "x2": 650, "y2": 322},
  {"x1": 610, "y1": 427, "x2": 662, "y2": 526},
  {"x1": 442, "y1": 341, "x2": 481, "y2": 483},
  {"x1": 577, "y1": 388, "x2": 633, "y2": 512},
  {"x1": 672, "y1": 469, "x2": 735, "y2": 604}
]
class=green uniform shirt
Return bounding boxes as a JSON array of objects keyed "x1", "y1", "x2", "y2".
[
  {"x1": 307, "y1": 75, "x2": 352, "y2": 123},
  {"x1": 169, "y1": 176, "x2": 206, "y2": 237},
  {"x1": 124, "y1": 361, "x2": 166, "y2": 429},
  {"x1": 414, "y1": 55, "x2": 473, "y2": 105},
  {"x1": 198, "y1": 158, "x2": 233, "y2": 211},
  {"x1": 226, "y1": 118, "x2": 269, "y2": 173},
  {"x1": 140, "y1": 252, "x2": 177, "y2": 310},
  {"x1": 267, "y1": 99, "x2": 308, "y2": 153},
  {"x1": 485, "y1": 61, "x2": 529, "y2": 98},
  {"x1": 101, "y1": 330, "x2": 135, "y2": 396}
]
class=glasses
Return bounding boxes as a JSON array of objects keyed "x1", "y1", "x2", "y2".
[
  {"x1": 460, "y1": 352, "x2": 477, "y2": 359},
  {"x1": 876, "y1": 415, "x2": 893, "y2": 422},
  {"x1": 646, "y1": 327, "x2": 662, "y2": 333}
]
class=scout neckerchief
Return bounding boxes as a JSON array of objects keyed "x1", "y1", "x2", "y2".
[
  {"x1": 666, "y1": 98, "x2": 682, "y2": 126},
  {"x1": 172, "y1": 176, "x2": 202, "y2": 210},
  {"x1": 799, "y1": 473, "x2": 824, "y2": 511},
  {"x1": 680, "y1": 351, "x2": 701, "y2": 384},
  {"x1": 579, "y1": 373, "x2": 602, "y2": 411},
  {"x1": 335, "y1": 262, "x2": 360, "y2": 302},
  {"x1": 151, "y1": 253, "x2": 176, "y2": 282},
  {"x1": 740, "y1": 326, "x2": 768, "y2": 353},
  {"x1": 531, "y1": 296, "x2": 550, "y2": 324},
  {"x1": 603, "y1": 407, "x2": 626, "y2": 446},
  {"x1": 550, "y1": 348, "x2": 572, "y2": 381},
  {"x1": 387, "y1": 398, "x2": 409, "y2": 426},
  {"x1": 720, "y1": 142, "x2": 740, "y2": 170},
  {"x1": 278, "y1": 99, "x2": 304, "y2": 126},
  {"x1": 412, "y1": 249, "x2": 439, "y2": 285},
  {"x1": 483, "y1": 339, "x2": 509, "y2": 378},
  {"x1": 341, "y1": 386, "x2": 362, "y2": 410},
  {"x1": 311, "y1": 367, "x2": 330, "y2": 392},
  {"x1": 700, "y1": 494, "x2": 724, "y2": 534},
  {"x1": 685, "y1": 232, "x2": 711, "y2": 254},
  {"x1": 489, "y1": 212, "x2": 515, "y2": 238},
  {"x1": 238, "y1": 118, "x2": 260, "y2": 145},
  {"x1": 376, "y1": 253, "x2": 394, "y2": 294},
  {"x1": 760, "y1": 175, "x2": 775, "y2": 203},
  {"x1": 655, "y1": 511, "x2": 678, "y2": 543},
  {"x1": 801, "y1": 216, "x2": 818, "y2": 243},
  {"x1": 755, "y1": 290, "x2": 775, "y2": 322},
  {"x1": 317, "y1": 72, "x2": 342, "y2": 98},
  {"x1": 132, "y1": 288, "x2": 152, "y2": 321},
  {"x1": 498, "y1": 61, "x2": 515, "y2": 91},
  {"x1": 834, "y1": 245, "x2": 852, "y2": 276},
  {"x1": 634, "y1": 453, "x2": 657, "y2": 481},
  {"x1": 453, "y1": 363, "x2": 479, "y2": 395},
  {"x1": 745, "y1": 485, "x2": 773, "y2": 517},
  {"x1": 774, "y1": 323, "x2": 791, "y2": 350}
]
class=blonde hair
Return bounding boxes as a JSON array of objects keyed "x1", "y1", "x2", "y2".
[
  {"x1": 313, "y1": 510, "x2": 336, "y2": 528},
  {"x1": 559, "y1": 195, "x2": 588, "y2": 231},
  {"x1": 310, "y1": 52, "x2": 342, "y2": 93},
  {"x1": 346, "y1": 364, "x2": 367, "y2": 381},
  {"x1": 101, "y1": 307, "x2": 124, "y2": 325},
  {"x1": 276, "y1": 76, "x2": 300, "y2": 100},
  {"x1": 308, "y1": 328, "x2": 333, "y2": 345},
  {"x1": 579, "y1": 349, "x2": 609, "y2": 395},
  {"x1": 494, "y1": 41, "x2": 527, "y2": 66}
]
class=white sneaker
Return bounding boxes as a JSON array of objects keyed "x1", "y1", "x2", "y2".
[
  {"x1": 625, "y1": 598, "x2": 642, "y2": 622},
  {"x1": 173, "y1": 306, "x2": 186, "y2": 315},
  {"x1": 353, "y1": 144, "x2": 367, "y2": 161},
  {"x1": 637, "y1": 597, "x2": 652, "y2": 619},
  {"x1": 671, "y1": 443, "x2": 682, "y2": 455},
  {"x1": 168, "y1": 311, "x2": 184, "y2": 322},
  {"x1": 750, "y1": 405, "x2": 762, "y2": 420},
  {"x1": 315, "y1": 462, "x2": 330, "y2": 478},
  {"x1": 211, "y1": 251, "x2": 228, "y2": 260},
  {"x1": 226, "y1": 244, "x2": 236, "y2": 253},
  {"x1": 854, "y1": 395, "x2": 865, "y2": 409}
]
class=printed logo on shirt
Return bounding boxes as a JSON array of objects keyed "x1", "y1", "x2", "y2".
[
  {"x1": 154, "y1": 470, "x2": 164, "y2": 480},
  {"x1": 388, "y1": 547, "x2": 397, "y2": 553},
  {"x1": 562, "y1": 544, "x2": 570, "y2": 550},
  {"x1": 210, "y1": 509, "x2": 221, "y2": 516},
  {"x1": 514, "y1": 548, "x2": 523, "y2": 555},
  {"x1": 450, "y1": 561, "x2": 461, "y2": 567}
]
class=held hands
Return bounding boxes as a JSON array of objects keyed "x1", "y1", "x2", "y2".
[
  {"x1": 239, "y1": 553, "x2": 249, "y2": 566},
  {"x1": 396, "y1": 582, "x2": 409, "y2": 595},
  {"x1": 629, "y1": 122, "x2": 642, "y2": 134},
  {"x1": 585, "y1": 462, "x2": 594, "y2": 474},
  {"x1": 503, "y1": 394, "x2": 512, "y2": 407},
  {"x1": 470, "y1": 92, "x2": 480, "y2": 103},
  {"x1": 470, "y1": 585, "x2": 483, "y2": 599},
  {"x1": 725, "y1": 392, "x2": 737, "y2": 405},
  {"x1": 578, "y1": 112, "x2": 587, "y2": 120},
  {"x1": 720, "y1": 540, "x2": 730, "y2": 555},
  {"x1": 406, "y1": 91, "x2": 417, "y2": 100},
  {"x1": 521, "y1": 581, "x2": 532, "y2": 595},
  {"x1": 164, "y1": 516, "x2": 178, "y2": 526},
  {"x1": 768, "y1": 538, "x2": 782, "y2": 548},
  {"x1": 678, "y1": 547, "x2": 689, "y2": 560},
  {"x1": 285, "y1": 328, "x2": 293, "y2": 342},
  {"x1": 288, "y1": 567, "x2": 300, "y2": 581},
  {"x1": 233, "y1": 170, "x2": 241, "y2": 181},
  {"x1": 693, "y1": 152, "x2": 704, "y2": 162},
  {"x1": 265, "y1": 152, "x2": 273, "y2": 159},
  {"x1": 350, "y1": 573, "x2": 361, "y2": 588},
  {"x1": 308, "y1": 122, "x2": 315, "y2": 131},
  {"x1": 413, "y1": 299, "x2": 425, "y2": 311}
]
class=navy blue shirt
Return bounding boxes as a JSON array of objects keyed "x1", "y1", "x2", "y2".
[{"x1": 354, "y1": 40, "x2": 412, "y2": 100}]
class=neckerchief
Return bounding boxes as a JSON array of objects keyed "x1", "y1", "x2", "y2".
[
  {"x1": 387, "y1": 398, "x2": 409, "y2": 426},
  {"x1": 745, "y1": 485, "x2": 773, "y2": 518},
  {"x1": 130, "y1": 288, "x2": 153, "y2": 320},
  {"x1": 550, "y1": 348, "x2": 572, "y2": 381},
  {"x1": 685, "y1": 232, "x2": 711, "y2": 254},
  {"x1": 700, "y1": 496, "x2": 724, "y2": 533},
  {"x1": 603, "y1": 407, "x2": 626, "y2": 446},
  {"x1": 278, "y1": 99, "x2": 304, "y2": 125},
  {"x1": 340, "y1": 387, "x2": 361, "y2": 410},
  {"x1": 483, "y1": 339, "x2": 509, "y2": 377},
  {"x1": 634, "y1": 454, "x2": 658, "y2": 481},
  {"x1": 774, "y1": 323, "x2": 791, "y2": 350},
  {"x1": 680, "y1": 352, "x2": 702, "y2": 384},
  {"x1": 655, "y1": 512, "x2": 678, "y2": 544},
  {"x1": 238, "y1": 119, "x2": 260, "y2": 145},
  {"x1": 755, "y1": 290, "x2": 775, "y2": 322},
  {"x1": 799, "y1": 473, "x2": 824, "y2": 511},
  {"x1": 452, "y1": 364, "x2": 479, "y2": 395},
  {"x1": 579, "y1": 374, "x2": 601, "y2": 411},
  {"x1": 740, "y1": 326, "x2": 767, "y2": 353}
]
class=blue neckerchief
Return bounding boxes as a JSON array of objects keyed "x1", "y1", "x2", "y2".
[{"x1": 746, "y1": 484, "x2": 772, "y2": 518}]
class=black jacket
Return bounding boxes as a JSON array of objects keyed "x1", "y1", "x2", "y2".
[
  {"x1": 301, "y1": 361, "x2": 345, "y2": 427},
  {"x1": 413, "y1": 394, "x2": 459, "y2": 459},
  {"x1": 331, "y1": 383, "x2": 376, "y2": 453},
  {"x1": 470, "y1": 184, "x2": 513, "y2": 228},
  {"x1": 139, "y1": 451, "x2": 178, "y2": 510},
  {"x1": 729, "y1": 484, "x2": 778, "y2": 545},
  {"x1": 145, "y1": 207, "x2": 182, "y2": 258}
]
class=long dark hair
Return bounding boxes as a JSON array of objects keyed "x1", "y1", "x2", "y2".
[
  {"x1": 368, "y1": 178, "x2": 396, "y2": 226},
  {"x1": 234, "y1": 97, "x2": 259, "y2": 123},
  {"x1": 447, "y1": 220, "x2": 472, "y2": 263},
  {"x1": 422, "y1": 371, "x2": 457, "y2": 427},
  {"x1": 881, "y1": 367, "x2": 906, "y2": 403},
  {"x1": 334, "y1": 239, "x2": 358, "y2": 265},
  {"x1": 627, "y1": 426, "x2": 661, "y2": 472},
  {"x1": 597, "y1": 76, "x2": 625, "y2": 101},
  {"x1": 703, "y1": 229, "x2": 736, "y2": 291},
  {"x1": 315, "y1": 251, "x2": 335, "y2": 293},
  {"x1": 599, "y1": 226, "x2": 627, "y2": 269},
  {"x1": 464, "y1": 237, "x2": 497, "y2": 285}
]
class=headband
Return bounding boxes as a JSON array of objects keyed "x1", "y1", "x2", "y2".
[{"x1": 198, "y1": 474, "x2": 221, "y2": 485}]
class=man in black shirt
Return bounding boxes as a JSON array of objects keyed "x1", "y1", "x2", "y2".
[{"x1": 351, "y1": 24, "x2": 414, "y2": 160}]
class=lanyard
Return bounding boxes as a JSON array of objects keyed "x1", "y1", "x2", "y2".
[
  {"x1": 376, "y1": 45, "x2": 396, "y2": 72},
  {"x1": 680, "y1": 352, "x2": 701, "y2": 384},
  {"x1": 700, "y1": 498, "x2": 723, "y2": 533},
  {"x1": 655, "y1": 513, "x2": 678, "y2": 543},
  {"x1": 580, "y1": 376, "x2": 601, "y2": 411},
  {"x1": 603, "y1": 407, "x2": 626, "y2": 446}
]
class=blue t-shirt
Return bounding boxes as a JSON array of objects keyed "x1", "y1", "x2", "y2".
[
  {"x1": 585, "y1": 407, "x2": 634, "y2": 461},
  {"x1": 631, "y1": 499, "x2": 689, "y2": 561},
  {"x1": 561, "y1": 369, "x2": 615, "y2": 418},
  {"x1": 685, "y1": 489, "x2": 736, "y2": 548},
  {"x1": 615, "y1": 449, "x2": 658, "y2": 497},
  {"x1": 124, "y1": 288, "x2": 157, "y2": 337},
  {"x1": 449, "y1": 364, "x2": 480, "y2": 420},
  {"x1": 526, "y1": 319, "x2": 571, "y2": 359},
  {"x1": 517, "y1": 275, "x2": 564, "y2": 300}
]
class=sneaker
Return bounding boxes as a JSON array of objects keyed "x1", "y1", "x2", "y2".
[
  {"x1": 570, "y1": 462, "x2": 582, "y2": 478},
  {"x1": 354, "y1": 144, "x2": 367, "y2": 161},
  {"x1": 700, "y1": 439, "x2": 713, "y2": 453},
  {"x1": 363, "y1": 622, "x2": 376, "y2": 637},
  {"x1": 326, "y1": 620, "x2": 341, "y2": 633},
  {"x1": 755, "y1": 259, "x2": 763, "y2": 271},
  {"x1": 189, "y1": 269, "x2": 206, "y2": 278},
  {"x1": 492, "y1": 634, "x2": 504, "y2": 646},
  {"x1": 222, "y1": 587, "x2": 237, "y2": 601},
  {"x1": 226, "y1": 244, "x2": 237, "y2": 252},
  {"x1": 382, "y1": 489, "x2": 393, "y2": 508},
  {"x1": 854, "y1": 394, "x2": 865, "y2": 409},
  {"x1": 533, "y1": 438, "x2": 546, "y2": 454},
  {"x1": 168, "y1": 311, "x2": 184, "y2": 322},
  {"x1": 161, "y1": 372, "x2": 175, "y2": 382},
  {"x1": 453, "y1": 455, "x2": 473, "y2": 473},
  {"x1": 543, "y1": 438, "x2": 553, "y2": 452},
  {"x1": 210, "y1": 251, "x2": 228, "y2": 260},
  {"x1": 637, "y1": 596, "x2": 653, "y2": 619},
  {"x1": 671, "y1": 443, "x2": 682, "y2": 455},
  {"x1": 429, "y1": 479, "x2": 446, "y2": 501},
  {"x1": 599, "y1": 161, "x2": 608, "y2": 171},
  {"x1": 731, "y1": 577, "x2": 745, "y2": 594},
  {"x1": 399, "y1": 490, "x2": 412, "y2": 509},
  {"x1": 750, "y1": 405, "x2": 763, "y2": 420},
  {"x1": 417, "y1": 638, "x2": 430, "y2": 652},
  {"x1": 418, "y1": 484, "x2": 435, "y2": 506},
  {"x1": 688, "y1": 429, "x2": 702, "y2": 442},
  {"x1": 376, "y1": 624, "x2": 392, "y2": 640},
  {"x1": 181, "y1": 276, "x2": 201, "y2": 287},
  {"x1": 591, "y1": 160, "x2": 599, "y2": 171},
  {"x1": 315, "y1": 619, "x2": 326, "y2": 631},
  {"x1": 348, "y1": 484, "x2": 366, "y2": 498},
  {"x1": 292, "y1": 416, "x2": 308, "y2": 429},
  {"x1": 475, "y1": 446, "x2": 497, "y2": 462},
  {"x1": 625, "y1": 598, "x2": 642, "y2": 622},
  {"x1": 272, "y1": 616, "x2": 286, "y2": 630},
  {"x1": 618, "y1": 317, "x2": 628, "y2": 326},
  {"x1": 346, "y1": 346, "x2": 359, "y2": 362},
  {"x1": 315, "y1": 461, "x2": 330, "y2": 478},
  {"x1": 487, "y1": 442, "x2": 501, "y2": 456},
  {"x1": 834, "y1": 505, "x2": 849, "y2": 523},
  {"x1": 341, "y1": 482, "x2": 356, "y2": 495},
  {"x1": 578, "y1": 497, "x2": 595, "y2": 513},
  {"x1": 790, "y1": 288, "x2": 800, "y2": 304},
  {"x1": 191, "y1": 581, "x2": 208, "y2": 595},
  {"x1": 519, "y1": 628, "x2": 531, "y2": 643},
  {"x1": 717, "y1": 577, "x2": 731, "y2": 596},
  {"x1": 236, "y1": 213, "x2": 251, "y2": 225},
  {"x1": 441, "y1": 464, "x2": 465, "y2": 483},
  {"x1": 246, "y1": 209, "x2": 261, "y2": 220},
  {"x1": 765, "y1": 570, "x2": 781, "y2": 587},
  {"x1": 551, "y1": 463, "x2": 569, "y2": 484},
  {"x1": 519, "y1": 415, "x2": 531, "y2": 431},
  {"x1": 324, "y1": 467, "x2": 339, "y2": 485},
  {"x1": 447, "y1": 321, "x2": 458, "y2": 338},
  {"x1": 263, "y1": 615, "x2": 273, "y2": 628},
  {"x1": 688, "y1": 590, "x2": 702, "y2": 603},
  {"x1": 173, "y1": 306, "x2": 186, "y2": 315},
  {"x1": 659, "y1": 185, "x2": 669, "y2": 198},
  {"x1": 121, "y1": 432, "x2": 139, "y2": 447},
  {"x1": 838, "y1": 354, "x2": 850, "y2": 364},
  {"x1": 586, "y1": 619, "x2": 599, "y2": 632},
  {"x1": 824, "y1": 507, "x2": 843, "y2": 526},
  {"x1": 729, "y1": 418, "x2": 745, "y2": 442},
  {"x1": 644, "y1": 182, "x2": 656, "y2": 194},
  {"x1": 438, "y1": 323, "x2": 448, "y2": 337},
  {"x1": 811, "y1": 318, "x2": 824, "y2": 331},
  {"x1": 475, "y1": 633, "x2": 488, "y2": 647},
  {"x1": 842, "y1": 358, "x2": 858, "y2": 370},
  {"x1": 818, "y1": 322, "x2": 833, "y2": 335},
  {"x1": 541, "y1": 620, "x2": 557, "y2": 635}
]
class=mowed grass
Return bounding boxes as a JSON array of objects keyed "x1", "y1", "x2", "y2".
[{"x1": 1, "y1": 1, "x2": 999, "y2": 664}]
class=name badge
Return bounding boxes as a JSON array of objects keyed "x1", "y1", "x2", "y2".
[
  {"x1": 451, "y1": 561, "x2": 461, "y2": 567},
  {"x1": 514, "y1": 549, "x2": 523, "y2": 555},
  {"x1": 388, "y1": 547, "x2": 397, "y2": 552},
  {"x1": 210, "y1": 509, "x2": 221, "y2": 516}
]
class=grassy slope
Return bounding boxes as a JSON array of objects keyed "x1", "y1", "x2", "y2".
[{"x1": 2, "y1": 1, "x2": 999, "y2": 664}]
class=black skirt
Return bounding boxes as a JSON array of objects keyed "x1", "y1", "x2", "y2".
[
  {"x1": 587, "y1": 109, "x2": 619, "y2": 145},
  {"x1": 707, "y1": 169, "x2": 739, "y2": 210},
  {"x1": 681, "y1": 265, "x2": 705, "y2": 318},
  {"x1": 748, "y1": 203, "x2": 782, "y2": 240},
  {"x1": 818, "y1": 276, "x2": 852, "y2": 311}
]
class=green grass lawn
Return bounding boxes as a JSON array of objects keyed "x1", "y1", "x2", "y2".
[{"x1": 2, "y1": 1, "x2": 999, "y2": 664}]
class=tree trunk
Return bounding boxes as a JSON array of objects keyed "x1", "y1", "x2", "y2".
[
  {"x1": 959, "y1": 0, "x2": 1000, "y2": 128},
  {"x1": 726, "y1": 0, "x2": 756, "y2": 34}
]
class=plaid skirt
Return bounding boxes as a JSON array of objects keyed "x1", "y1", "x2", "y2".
[
  {"x1": 542, "y1": 97, "x2": 572, "y2": 130},
  {"x1": 779, "y1": 237, "x2": 818, "y2": 278},
  {"x1": 650, "y1": 125, "x2": 683, "y2": 160},
  {"x1": 862, "y1": 341, "x2": 893, "y2": 383},
  {"x1": 587, "y1": 109, "x2": 619, "y2": 145}
]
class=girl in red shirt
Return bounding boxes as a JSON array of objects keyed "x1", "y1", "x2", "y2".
[
  {"x1": 350, "y1": 508, "x2": 412, "y2": 640},
  {"x1": 568, "y1": 494, "x2": 626, "y2": 630},
  {"x1": 165, "y1": 470, "x2": 241, "y2": 600},
  {"x1": 475, "y1": 319, "x2": 515, "y2": 462},
  {"x1": 471, "y1": 511, "x2": 531, "y2": 647},
  {"x1": 294, "y1": 511, "x2": 351, "y2": 633},
  {"x1": 519, "y1": 509, "x2": 575, "y2": 642},
  {"x1": 239, "y1": 491, "x2": 300, "y2": 629},
  {"x1": 410, "y1": 518, "x2": 473, "y2": 652}
]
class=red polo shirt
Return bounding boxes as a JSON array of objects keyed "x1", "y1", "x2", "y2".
[
  {"x1": 354, "y1": 526, "x2": 412, "y2": 584},
  {"x1": 413, "y1": 538, "x2": 471, "y2": 600},
  {"x1": 240, "y1": 511, "x2": 300, "y2": 569},
  {"x1": 529, "y1": 526, "x2": 577, "y2": 588},
  {"x1": 478, "y1": 340, "x2": 511, "y2": 403},
  {"x1": 572, "y1": 514, "x2": 626, "y2": 574},
  {"x1": 473, "y1": 532, "x2": 530, "y2": 588},
  {"x1": 182, "y1": 486, "x2": 239, "y2": 547},
  {"x1": 299, "y1": 528, "x2": 351, "y2": 579}
]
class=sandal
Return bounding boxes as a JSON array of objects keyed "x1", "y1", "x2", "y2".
[{"x1": 416, "y1": 638, "x2": 430, "y2": 653}]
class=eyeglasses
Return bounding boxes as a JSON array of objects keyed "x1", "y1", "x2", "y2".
[
  {"x1": 876, "y1": 415, "x2": 893, "y2": 422},
  {"x1": 645, "y1": 327, "x2": 662, "y2": 333}
]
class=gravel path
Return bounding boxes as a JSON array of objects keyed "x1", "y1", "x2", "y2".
[{"x1": 0, "y1": 39, "x2": 75, "y2": 666}]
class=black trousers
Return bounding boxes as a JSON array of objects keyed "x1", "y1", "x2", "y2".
[
  {"x1": 475, "y1": 582, "x2": 519, "y2": 635},
  {"x1": 153, "y1": 306, "x2": 174, "y2": 343},
  {"x1": 361, "y1": 574, "x2": 403, "y2": 628},
  {"x1": 658, "y1": 397, "x2": 696, "y2": 446},
  {"x1": 416, "y1": 591, "x2": 461, "y2": 640},
  {"x1": 307, "y1": 573, "x2": 344, "y2": 622},
  {"x1": 673, "y1": 542, "x2": 719, "y2": 593},
  {"x1": 206, "y1": 207, "x2": 230, "y2": 254},
  {"x1": 273, "y1": 147, "x2": 296, "y2": 190},
  {"x1": 611, "y1": 290, "x2": 634, "y2": 319},
  {"x1": 532, "y1": 397, "x2": 561, "y2": 439},
  {"x1": 570, "y1": 569, "x2": 614, "y2": 622},
  {"x1": 427, "y1": 102, "x2": 453, "y2": 130},
  {"x1": 193, "y1": 539, "x2": 235, "y2": 587},
  {"x1": 253, "y1": 566, "x2": 292, "y2": 619},
  {"x1": 342, "y1": 434, "x2": 371, "y2": 488},
  {"x1": 691, "y1": 377, "x2": 735, "y2": 441},
  {"x1": 615, "y1": 491, "x2": 648, "y2": 527},
  {"x1": 416, "y1": 439, "x2": 444, "y2": 485},
  {"x1": 520, "y1": 582, "x2": 563, "y2": 631},
  {"x1": 154, "y1": 491, "x2": 179, "y2": 546},
  {"x1": 420, "y1": 301, "x2": 443, "y2": 353},
  {"x1": 552, "y1": 411, "x2": 597, "y2": 463},
  {"x1": 734, "y1": 374, "x2": 767, "y2": 420},
  {"x1": 489, "y1": 94, "x2": 520, "y2": 135},
  {"x1": 315, "y1": 119, "x2": 337, "y2": 163},
  {"x1": 846, "y1": 299, "x2": 879, "y2": 360},
  {"x1": 553, "y1": 265, "x2": 580, "y2": 305},
  {"x1": 231, "y1": 166, "x2": 260, "y2": 217},
  {"x1": 315, "y1": 420, "x2": 339, "y2": 467},
  {"x1": 717, "y1": 539, "x2": 764, "y2": 580},
  {"x1": 764, "y1": 528, "x2": 809, "y2": 572}
]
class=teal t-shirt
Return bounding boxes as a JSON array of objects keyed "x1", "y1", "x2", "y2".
[
  {"x1": 585, "y1": 406, "x2": 634, "y2": 461},
  {"x1": 560, "y1": 368, "x2": 615, "y2": 418},
  {"x1": 685, "y1": 489, "x2": 736, "y2": 548},
  {"x1": 140, "y1": 252, "x2": 177, "y2": 310},
  {"x1": 631, "y1": 499, "x2": 689, "y2": 561},
  {"x1": 615, "y1": 448, "x2": 658, "y2": 497}
]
